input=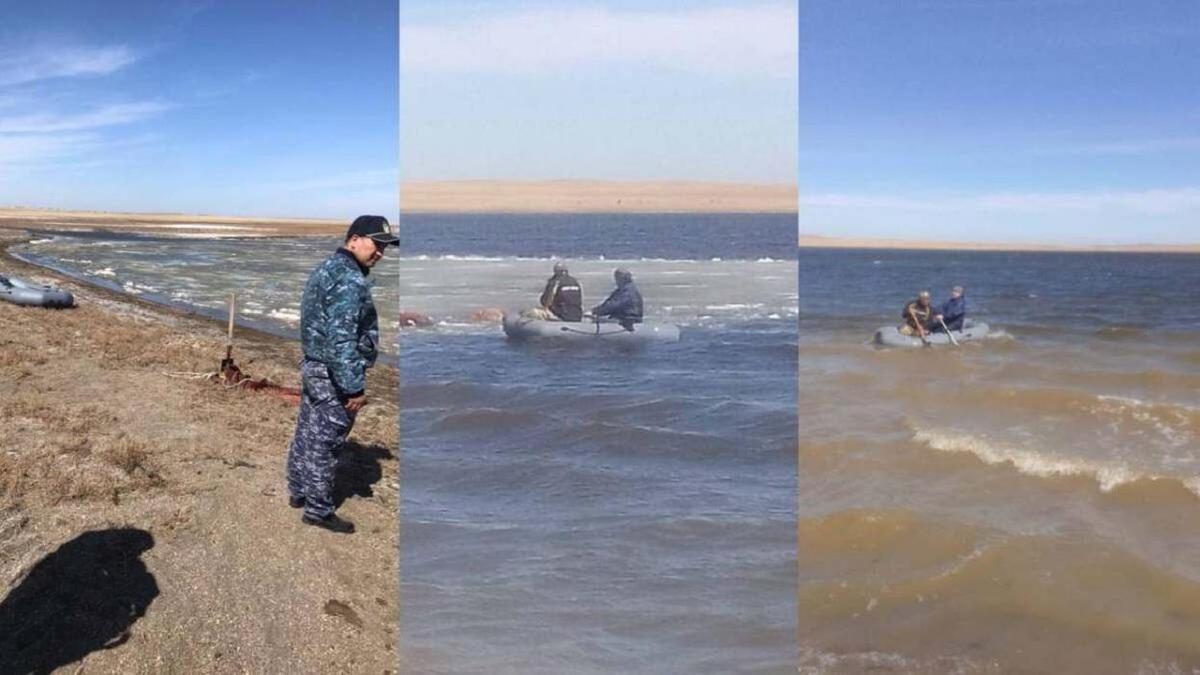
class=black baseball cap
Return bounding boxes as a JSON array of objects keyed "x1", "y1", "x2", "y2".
[{"x1": 347, "y1": 215, "x2": 399, "y2": 246}]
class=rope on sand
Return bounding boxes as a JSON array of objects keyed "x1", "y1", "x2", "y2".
[
  {"x1": 161, "y1": 370, "x2": 219, "y2": 380},
  {"x1": 160, "y1": 371, "x2": 251, "y2": 389},
  {"x1": 160, "y1": 370, "x2": 298, "y2": 393}
]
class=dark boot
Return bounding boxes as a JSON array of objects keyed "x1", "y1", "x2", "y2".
[{"x1": 302, "y1": 512, "x2": 355, "y2": 534}]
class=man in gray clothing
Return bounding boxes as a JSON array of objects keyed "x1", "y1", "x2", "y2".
[{"x1": 286, "y1": 215, "x2": 397, "y2": 534}]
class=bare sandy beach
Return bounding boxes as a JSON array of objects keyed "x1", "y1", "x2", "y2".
[
  {"x1": 0, "y1": 228, "x2": 398, "y2": 672},
  {"x1": 400, "y1": 180, "x2": 798, "y2": 213},
  {"x1": 801, "y1": 233, "x2": 1200, "y2": 253}
]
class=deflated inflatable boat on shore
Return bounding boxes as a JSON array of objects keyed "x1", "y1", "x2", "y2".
[{"x1": 0, "y1": 274, "x2": 74, "y2": 308}]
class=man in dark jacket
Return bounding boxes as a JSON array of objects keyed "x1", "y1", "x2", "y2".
[
  {"x1": 935, "y1": 286, "x2": 967, "y2": 332},
  {"x1": 286, "y1": 215, "x2": 397, "y2": 534},
  {"x1": 538, "y1": 262, "x2": 583, "y2": 321},
  {"x1": 591, "y1": 268, "x2": 643, "y2": 331}
]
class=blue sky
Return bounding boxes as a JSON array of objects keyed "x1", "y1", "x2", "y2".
[
  {"x1": 399, "y1": 1, "x2": 798, "y2": 183},
  {"x1": 801, "y1": 0, "x2": 1200, "y2": 244},
  {"x1": 0, "y1": 1, "x2": 397, "y2": 219}
]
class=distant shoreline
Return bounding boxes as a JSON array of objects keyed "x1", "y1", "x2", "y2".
[
  {"x1": 800, "y1": 235, "x2": 1200, "y2": 254},
  {"x1": 0, "y1": 208, "x2": 344, "y2": 237},
  {"x1": 400, "y1": 180, "x2": 798, "y2": 214}
]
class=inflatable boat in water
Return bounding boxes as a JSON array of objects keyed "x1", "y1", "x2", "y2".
[
  {"x1": 502, "y1": 314, "x2": 680, "y2": 342},
  {"x1": 0, "y1": 275, "x2": 74, "y2": 308},
  {"x1": 873, "y1": 320, "x2": 989, "y2": 347}
]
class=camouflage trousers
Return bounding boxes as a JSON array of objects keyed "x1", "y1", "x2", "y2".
[{"x1": 286, "y1": 359, "x2": 358, "y2": 519}]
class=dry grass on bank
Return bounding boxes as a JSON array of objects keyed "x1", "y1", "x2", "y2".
[{"x1": 0, "y1": 234, "x2": 399, "y2": 672}]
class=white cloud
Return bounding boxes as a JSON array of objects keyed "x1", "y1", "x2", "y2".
[
  {"x1": 803, "y1": 187, "x2": 1200, "y2": 243},
  {"x1": 0, "y1": 44, "x2": 138, "y2": 86},
  {"x1": 0, "y1": 39, "x2": 164, "y2": 172},
  {"x1": 401, "y1": 3, "x2": 797, "y2": 77},
  {"x1": 0, "y1": 132, "x2": 91, "y2": 164},
  {"x1": 0, "y1": 101, "x2": 170, "y2": 133}
]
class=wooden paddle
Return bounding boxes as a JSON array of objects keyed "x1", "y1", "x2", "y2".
[{"x1": 939, "y1": 317, "x2": 960, "y2": 346}]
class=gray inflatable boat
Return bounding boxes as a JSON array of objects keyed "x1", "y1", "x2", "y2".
[
  {"x1": 503, "y1": 314, "x2": 680, "y2": 342},
  {"x1": 874, "y1": 320, "x2": 989, "y2": 347},
  {"x1": 0, "y1": 275, "x2": 74, "y2": 308}
]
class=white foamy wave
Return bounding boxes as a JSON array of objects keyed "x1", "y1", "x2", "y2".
[
  {"x1": 268, "y1": 308, "x2": 301, "y2": 323},
  {"x1": 798, "y1": 648, "x2": 913, "y2": 674},
  {"x1": 27, "y1": 238, "x2": 55, "y2": 245},
  {"x1": 705, "y1": 303, "x2": 765, "y2": 311},
  {"x1": 93, "y1": 267, "x2": 116, "y2": 277},
  {"x1": 1186, "y1": 477, "x2": 1200, "y2": 496},
  {"x1": 435, "y1": 254, "x2": 507, "y2": 262},
  {"x1": 798, "y1": 648, "x2": 996, "y2": 674},
  {"x1": 1090, "y1": 395, "x2": 1196, "y2": 447},
  {"x1": 911, "y1": 427, "x2": 1200, "y2": 497},
  {"x1": 1097, "y1": 394, "x2": 1199, "y2": 414},
  {"x1": 983, "y1": 328, "x2": 1016, "y2": 341}
]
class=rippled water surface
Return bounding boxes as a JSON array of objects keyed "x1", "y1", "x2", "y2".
[
  {"x1": 399, "y1": 214, "x2": 797, "y2": 674},
  {"x1": 15, "y1": 231, "x2": 402, "y2": 351},
  {"x1": 799, "y1": 248, "x2": 1200, "y2": 673}
]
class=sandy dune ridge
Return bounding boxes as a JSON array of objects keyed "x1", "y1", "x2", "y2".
[{"x1": 400, "y1": 180, "x2": 798, "y2": 213}]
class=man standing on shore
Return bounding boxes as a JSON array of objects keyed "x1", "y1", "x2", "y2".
[{"x1": 286, "y1": 215, "x2": 397, "y2": 534}]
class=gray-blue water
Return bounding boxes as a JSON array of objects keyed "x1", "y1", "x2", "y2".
[
  {"x1": 400, "y1": 214, "x2": 797, "y2": 674},
  {"x1": 13, "y1": 230, "x2": 402, "y2": 353}
]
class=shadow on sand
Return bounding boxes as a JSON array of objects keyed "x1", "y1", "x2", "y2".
[
  {"x1": 0, "y1": 527, "x2": 158, "y2": 673},
  {"x1": 333, "y1": 440, "x2": 393, "y2": 508}
]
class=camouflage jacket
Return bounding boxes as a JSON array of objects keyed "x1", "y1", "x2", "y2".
[{"x1": 299, "y1": 248, "x2": 379, "y2": 398}]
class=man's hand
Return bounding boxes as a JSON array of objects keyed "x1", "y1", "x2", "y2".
[{"x1": 345, "y1": 394, "x2": 367, "y2": 413}]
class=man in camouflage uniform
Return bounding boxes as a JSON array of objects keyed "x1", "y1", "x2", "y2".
[{"x1": 286, "y1": 215, "x2": 397, "y2": 534}]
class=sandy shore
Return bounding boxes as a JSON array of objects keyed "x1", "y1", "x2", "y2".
[
  {"x1": 400, "y1": 180, "x2": 798, "y2": 213},
  {"x1": 0, "y1": 229, "x2": 398, "y2": 672},
  {"x1": 801, "y1": 234, "x2": 1200, "y2": 253},
  {"x1": 0, "y1": 208, "x2": 345, "y2": 237}
]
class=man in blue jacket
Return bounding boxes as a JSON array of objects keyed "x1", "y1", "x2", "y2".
[
  {"x1": 286, "y1": 215, "x2": 397, "y2": 534},
  {"x1": 591, "y1": 267, "x2": 643, "y2": 331},
  {"x1": 935, "y1": 285, "x2": 967, "y2": 332}
]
